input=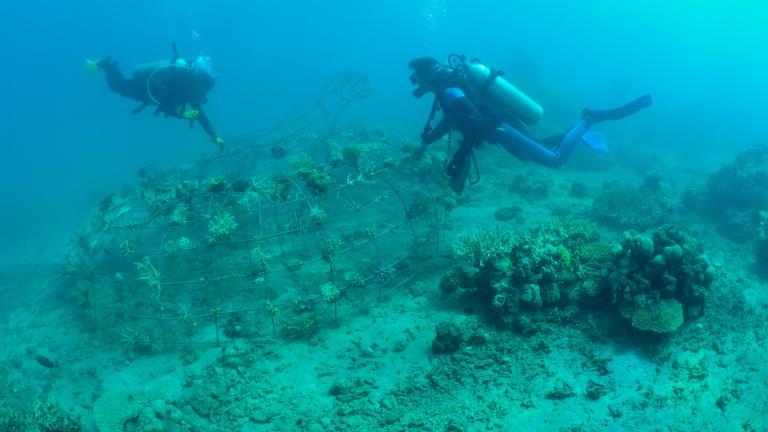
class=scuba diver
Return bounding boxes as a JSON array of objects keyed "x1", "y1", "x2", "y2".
[
  {"x1": 87, "y1": 43, "x2": 224, "y2": 148},
  {"x1": 409, "y1": 55, "x2": 653, "y2": 194}
]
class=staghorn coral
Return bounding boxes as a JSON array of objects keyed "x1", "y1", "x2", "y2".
[
  {"x1": 134, "y1": 256, "x2": 161, "y2": 299},
  {"x1": 33, "y1": 398, "x2": 83, "y2": 432},
  {"x1": 168, "y1": 203, "x2": 189, "y2": 225},
  {"x1": 207, "y1": 211, "x2": 238, "y2": 242},
  {"x1": 0, "y1": 402, "x2": 31, "y2": 430},
  {"x1": 453, "y1": 229, "x2": 515, "y2": 268},
  {"x1": 320, "y1": 282, "x2": 341, "y2": 303},
  {"x1": 0, "y1": 397, "x2": 82, "y2": 432}
]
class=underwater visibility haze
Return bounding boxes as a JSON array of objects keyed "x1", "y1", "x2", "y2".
[{"x1": 1, "y1": 0, "x2": 768, "y2": 431}]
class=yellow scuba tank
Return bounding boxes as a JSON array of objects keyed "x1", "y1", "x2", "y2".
[{"x1": 457, "y1": 56, "x2": 544, "y2": 127}]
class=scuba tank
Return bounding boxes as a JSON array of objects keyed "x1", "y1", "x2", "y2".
[
  {"x1": 140, "y1": 60, "x2": 196, "y2": 106},
  {"x1": 133, "y1": 44, "x2": 204, "y2": 106},
  {"x1": 449, "y1": 54, "x2": 543, "y2": 127}
]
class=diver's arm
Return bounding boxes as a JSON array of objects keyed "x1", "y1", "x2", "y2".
[
  {"x1": 451, "y1": 96, "x2": 489, "y2": 141},
  {"x1": 191, "y1": 103, "x2": 217, "y2": 141},
  {"x1": 155, "y1": 105, "x2": 186, "y2": 119},
  {"x1": 421, "y1": 117, "x2": 451, "y2": 145}
]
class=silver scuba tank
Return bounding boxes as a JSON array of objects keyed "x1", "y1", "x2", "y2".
[{"x1": 458, "y1": 57, "x2": 544, "y2": 127}]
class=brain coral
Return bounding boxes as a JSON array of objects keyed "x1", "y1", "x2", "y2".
[{"x1": 631, "y1": 299, "x2": 684, "y2": 333}]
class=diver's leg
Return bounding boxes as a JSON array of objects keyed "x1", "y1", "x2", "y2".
[
  {"x1": 99, "y1": 59, "x2": 129, "y2": 94},
  {"x1": 100, "y1": 59, "x2": 144, "y2": 101},
  {"x1": 582, "y1": 94, "x2": 653, "y2": 123},
  {"x1": 495, "y1": 95, "x2": 652, "y2": 168},
  {"x1": 493, "y1": 123, "x2": 589, "y2": 168}
]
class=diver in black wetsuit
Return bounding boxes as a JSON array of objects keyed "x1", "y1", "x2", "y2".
[{"x1": 90, "y1": 44, "x2": 224, "y2": 148}]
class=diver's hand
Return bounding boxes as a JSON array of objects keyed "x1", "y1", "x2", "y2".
[
  {"x1": 214, "y1": 136, "x2": 225, "y2": 150},
  {"x1": 182, "y1": 109, "x2": 200, "y2": 120},
  {"x1": 420, "y1": 130, "x2": 432, "y2": 145}
]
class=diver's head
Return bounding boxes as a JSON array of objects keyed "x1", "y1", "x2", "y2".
[{"x1": 408, "y1": 57, "x2": 455, "y2": 98}]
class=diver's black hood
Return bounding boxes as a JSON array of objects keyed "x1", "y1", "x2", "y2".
[
  {"x1": 409, "y1": 57, "x2": 439, "y2": 77},
  {"x1": 409, "y1": 57, "x2": 460, "y2": 98}
]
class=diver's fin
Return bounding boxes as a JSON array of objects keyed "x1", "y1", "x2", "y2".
[
  {"x1": 448, "y1": 162, "x2": 470, "y2": 195},
  {"x1": 582, "y1": 94, "x2": 653, "y2": 123},
  {"x1": 581, "y1": 131, "x2": 607, "y2": 151},
  {"x1": 171, "y1": 41, "x2": 179, "y2": 63},
  {"x1": 132, "y1": 102, "x2": 149, "y2": 114}
]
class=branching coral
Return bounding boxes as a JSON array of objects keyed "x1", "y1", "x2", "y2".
[
  {"x1": 134, "y1": 256, "x2": 161, "y2": 299},
  {"x1": 454, "y1": 229, "x2": 515, "y2": 268},
  {"x1": 168, "y1": 204, "x2": 189, "y2": 225},
  {"x1": 0, "y1": 397, "x2": 82, "y2": 432},
  {"x1": 304, "y1": 169, "x2": 332, "y2": 195},
  {"x1": 592, "y1": 182, "x2": 663, "y2": 229},
  {"x1": 207, "y1": 211, "x2": 238, "y2": 242}
]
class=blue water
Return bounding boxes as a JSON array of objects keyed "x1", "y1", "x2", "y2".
[{"x1": 2, "y1": 0, "x2": 768, "y2": 264}]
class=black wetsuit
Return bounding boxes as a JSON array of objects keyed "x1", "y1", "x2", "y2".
[{"x1": 102, "y1": 59, "x2": 218, "y2": 141}]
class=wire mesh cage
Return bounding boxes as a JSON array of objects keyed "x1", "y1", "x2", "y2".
[{"x1": 64, "y1": 122, "x2": 454, "y2": 352}]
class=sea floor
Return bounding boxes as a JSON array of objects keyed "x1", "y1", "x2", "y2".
[{"x1": 1, "y1": 143, "x2": 767, "y2": 432}]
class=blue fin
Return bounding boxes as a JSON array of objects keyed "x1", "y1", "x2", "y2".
[
  {"x1": 583, "y1": 94, "x2": 653, "y2": 123},
  {"x1": 581, "y1": 131, "x2": 607, "y2": 151}
]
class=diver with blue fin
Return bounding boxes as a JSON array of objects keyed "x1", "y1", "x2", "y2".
[
  {"x1": 409, "y1": 55, "x2": 652, "y2": 194},
  {"x1": 87, "y1": 42, "x2": 225, "y2": 148}
]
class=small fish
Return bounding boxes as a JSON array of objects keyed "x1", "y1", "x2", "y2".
[{"x1": 35, "y1": 355, "x2": 56, "y2": 368}]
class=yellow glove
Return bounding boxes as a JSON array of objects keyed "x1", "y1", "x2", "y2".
[
  {"x1": 215, "y1": 137, "x2": 225, "y2": 148},
  {"x1": 84, "y1": 59, "x2": 99, "y2": 75},
  {"x1": 182, "y1": 109, "x2": 200, "y2": 120}
]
